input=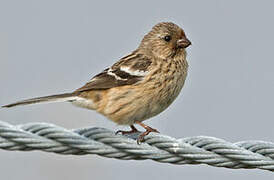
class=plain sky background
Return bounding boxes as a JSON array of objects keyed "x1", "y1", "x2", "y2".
[{"x1": 0, "y1": 0, "x2": 274, "y2": 179}]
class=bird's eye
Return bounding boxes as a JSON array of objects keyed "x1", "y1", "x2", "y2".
[{"x1": 164, "y1": 35, "x2": 171, "y2": 42}]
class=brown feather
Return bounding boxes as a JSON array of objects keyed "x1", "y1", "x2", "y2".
[{"x1": 74, "y1": 52, "x2": 152, "y2": 92}]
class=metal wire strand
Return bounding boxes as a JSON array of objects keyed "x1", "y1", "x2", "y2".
[{"x1": 0, "y1": 121, "x2": 273, "y2": 172}]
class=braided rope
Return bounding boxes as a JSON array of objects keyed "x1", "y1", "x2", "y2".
[{"x1": 0, "y1": 121, "x2": 273, "y2": 172}]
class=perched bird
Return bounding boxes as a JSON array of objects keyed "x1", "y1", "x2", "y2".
[{"x1": 2, "y1": 22, "x2": 191, "y2": 143}]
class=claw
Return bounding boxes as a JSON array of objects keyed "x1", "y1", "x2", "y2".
[
  {"x1": 115, "y1": 125, "x2": 139, "y2": 135},
  {"x1": 136, "y1": 122, "x2": 159, "y2": 144},
  {"x1": 115, "y1": 122, "x2": 159, "y2": 144}
]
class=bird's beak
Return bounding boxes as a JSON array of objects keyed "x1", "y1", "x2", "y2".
[{"x1": 177, "y1": 37, "x2": 191, "y2": 48}]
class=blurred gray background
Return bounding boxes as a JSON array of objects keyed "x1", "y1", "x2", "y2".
[{"x1": 0, "y1": 0, "x2": 273, "y2": 179}]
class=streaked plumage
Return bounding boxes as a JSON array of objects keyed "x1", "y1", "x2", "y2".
[{"x1": 2, "y1": 22, "x2": 191, "y2": 143}]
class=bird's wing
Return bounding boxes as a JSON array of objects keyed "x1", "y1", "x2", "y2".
[{"x1": 74, "y1": 52, "x2": 152, "y2": 92}]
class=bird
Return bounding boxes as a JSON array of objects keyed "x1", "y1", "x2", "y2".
[{"x1": 2, "y1": 22, "x2": 191, "y2": 143}]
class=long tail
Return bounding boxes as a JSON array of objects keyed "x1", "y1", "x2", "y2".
[{"x1": 2, "y1": 92, "x2": 79, "y2": 108}]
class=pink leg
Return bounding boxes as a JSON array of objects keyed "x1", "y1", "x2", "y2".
[
  {"x1": 136, "y1": 121, "x2": 159, "y2": 144},
  {"x1": 115, "y1": 125, "x2": 139, "y2": 135}
]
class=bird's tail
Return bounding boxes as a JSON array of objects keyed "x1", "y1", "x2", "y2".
[{"x1": 2, "y1": 92, "x2": 79, "y2": 108}]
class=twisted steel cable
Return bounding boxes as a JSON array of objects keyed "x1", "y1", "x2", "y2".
[{"x1": 0, "y1": 120, "x2": 273, "y2": 172}]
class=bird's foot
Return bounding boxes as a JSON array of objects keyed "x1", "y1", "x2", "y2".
[
  {"x1": 136, "y1": 122, "x2": 159, "y2": 144},
  {"x1": 115, "y1": 125, "x2": 139, "y2": 135}
]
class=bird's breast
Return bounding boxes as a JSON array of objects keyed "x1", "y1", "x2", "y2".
[{"x1": 149, "y1": 61, "x2": 188, "y2": 116}]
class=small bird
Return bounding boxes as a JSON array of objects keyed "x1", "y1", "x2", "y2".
[{"x1": 2, "y1": 22, "x2": 191, "y2": 143}]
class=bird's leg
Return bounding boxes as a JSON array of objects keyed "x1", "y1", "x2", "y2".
[
  {"x1": 136, "y1": 121, "x2": 159, "y2": 144},
  {"x1": 115, "y1": 125, "x2": 139, "y2": 135}
]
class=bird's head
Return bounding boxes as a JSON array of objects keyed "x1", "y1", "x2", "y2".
[{"x1": 139, "y1": 22, "x2": 191, "y2": 59}]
